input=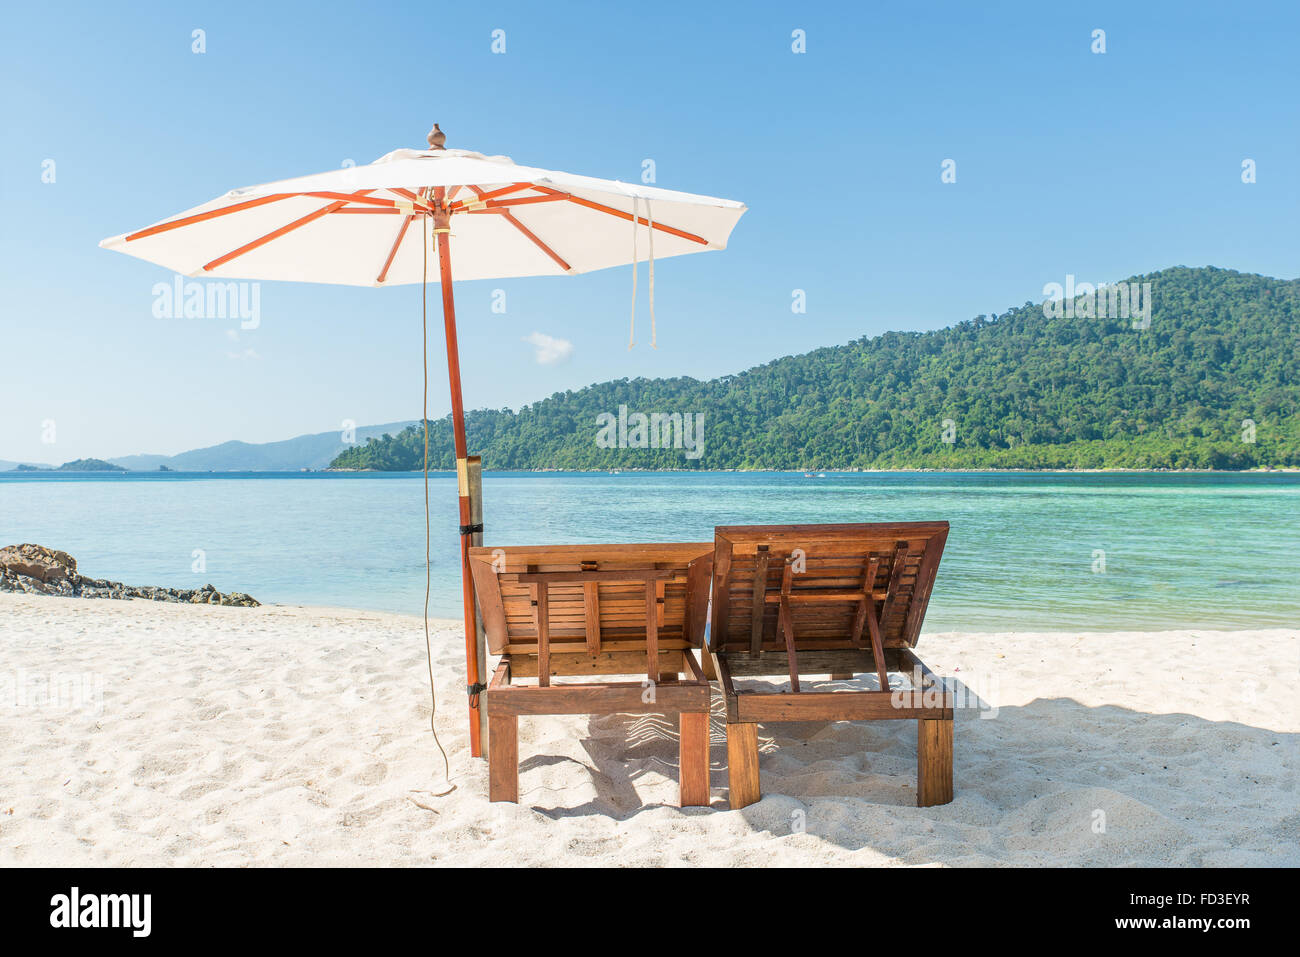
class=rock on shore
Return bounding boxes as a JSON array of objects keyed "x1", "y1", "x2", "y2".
[{"x1": 0, "y1": 544, "x2": 259, "y2": 607}]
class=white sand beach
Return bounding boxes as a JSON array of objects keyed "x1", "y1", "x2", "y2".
[{"x1": 1, "y1": 592, "x2": 1296, "y2": 867}]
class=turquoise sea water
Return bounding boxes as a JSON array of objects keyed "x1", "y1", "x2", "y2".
[{"x1": 0, "y1": 471, "x2": 1296, "y2": 632}]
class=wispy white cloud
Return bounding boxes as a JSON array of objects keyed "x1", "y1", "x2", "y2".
[{"x1": 523, "y1": 331, "x2": 573, "y2": 365}]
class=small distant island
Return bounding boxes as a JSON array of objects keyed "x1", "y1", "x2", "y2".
[
  {"x1": 16, "y1": 458, "x2": 128, "y2": 472},
  {"x1": 60, "y1": 458, "x2": 128, "y2": 472}
]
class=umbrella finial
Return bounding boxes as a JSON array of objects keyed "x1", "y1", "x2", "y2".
[{"x1": 427, "y1": 124, "x2": 447, "y2": 150}]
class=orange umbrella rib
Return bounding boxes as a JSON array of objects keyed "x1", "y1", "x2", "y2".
[
  {"x1": 202, "y1": 190, "x2": 375, "y2": 271},
  {"x1": 304, "y1": 191, "x2": 431, "y2": 211},
  {"x1": 392, "y1": 186, "x2": 440, "y2": 211},
  {"x1": 330, "y1": 207, "x2": 401, "y2": 214},
  {"x1": 483, "y1": 194, "x2": 568, "y2": 210},
  {"x1": 449, "y1": 181, "x2": 534, "y2": 210},
  {"x1": 124, "y1": 193, "x2": 293, "y2": 242},
  {"x1": 497, "y1": 209, "x2": 572, "y2": 272},
  {"x1": 530, "y1": 185, "x2": 709, "y2": 245},
  {"x1": 376, "y1": 213, "x2": 415, "y2": 284}
]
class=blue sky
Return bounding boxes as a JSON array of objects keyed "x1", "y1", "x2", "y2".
[{"x1": 2, "y1": 0, "x2": 1296, "y2": 463}]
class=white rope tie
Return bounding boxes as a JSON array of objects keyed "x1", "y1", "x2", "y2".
[
  {"x1": 629, "y1": 197, "x2": 638, "y2": 349},
  {"x1": 646, "y1": 199, "x2": 656, "y2": 349},
  {"x1": 421, "y1": 208, "x2": 452, "y2": 795},
  {"x1": 629, "y1": 197, "x2": 658, "y2": 349}
]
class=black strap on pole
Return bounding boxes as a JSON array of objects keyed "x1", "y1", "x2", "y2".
[{"x1": 459, "y1": 522, "x2": 484, "y2": 536}]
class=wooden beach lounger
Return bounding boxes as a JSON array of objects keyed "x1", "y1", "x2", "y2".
[
  {"x1": 468, "y1": 542, "x2": 714, "y2": 807},
  {"x1": 707, "y1": 522, "x2": 953, "y2": 808}
]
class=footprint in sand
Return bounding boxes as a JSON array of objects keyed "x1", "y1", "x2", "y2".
[{"x1": 351, "y1": 763, "x2": 388, "y2": 786}]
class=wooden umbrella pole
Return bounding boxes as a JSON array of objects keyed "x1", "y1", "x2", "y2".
[{"x1": 433, "y1": 187, "x2": 483, "y2": 758}]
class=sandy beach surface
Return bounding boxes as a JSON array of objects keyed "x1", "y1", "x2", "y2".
[{"x1": 1, "y1": 592, "x2": 1296, "y2": 867}]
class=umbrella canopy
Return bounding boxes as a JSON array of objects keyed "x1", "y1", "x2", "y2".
[
  {"x1": 100, "y1": 131, "x2": 745, "y2": 762},
  {"x1": 100, "y1": 147, "x2": 746, "y2": 285}
]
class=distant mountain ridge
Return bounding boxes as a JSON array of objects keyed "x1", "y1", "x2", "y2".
[
  {"x1": 330, "y1": 266, "x2": 1300, "y2": 471},
  {"x1": 9, "y1": 266, "x2": 1298, "y2": 474},
  {"x1": 108, "y1": 421, "x2": 417, "y2": 471},
  {"x1": 2, "y1": 422, "x2": 416, "y2": 472}
]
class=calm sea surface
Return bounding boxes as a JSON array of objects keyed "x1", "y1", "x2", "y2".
[{"x1": 1, "y1": 471, "x2": 1296, "y2": 632}]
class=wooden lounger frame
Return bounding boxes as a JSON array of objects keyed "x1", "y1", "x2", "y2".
[
  {"x1": 708, "y1": 522, "x2": 953, "y2": 808},
  {"x1": 469, "y1": 543, "x2": 713, "y2": 807}
]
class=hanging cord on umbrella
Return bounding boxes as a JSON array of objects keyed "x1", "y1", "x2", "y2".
[
  {"x1": 645, "y1": 198, "x2": 656, "y2": 349},
  {"x1": 421, "y1": 208, "x2": 452, "y2": 794},
  {"x1": 628, "y1": 196, "x2": 657, "y2": 350},
  {"x1": 628, "y1": 198, "x2": 639, "y2": 349}
]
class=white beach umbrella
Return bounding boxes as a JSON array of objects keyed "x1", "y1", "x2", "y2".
[
  {"x1": 100, "y1": 144, "x2": 745, "y2": 286},
  {"x1": 100, "y1": 126, "x2": 747, "y2": 757}
]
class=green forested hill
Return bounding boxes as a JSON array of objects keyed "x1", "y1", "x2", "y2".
[{"x1": 330, "y1": 267, "x2": 1300, "y2": 471}]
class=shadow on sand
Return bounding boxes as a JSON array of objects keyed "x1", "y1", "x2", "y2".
[{"x1": 519, "y1": 683, "x2": 1298, "y2": 865}]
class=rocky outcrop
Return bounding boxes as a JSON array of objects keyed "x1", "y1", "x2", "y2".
[
  {"x1": 0, "y1": 544, "x2": 259, "y2": 607},
  {"x1": 0, "y1": 544, "x2": 78, "y2": 582}
]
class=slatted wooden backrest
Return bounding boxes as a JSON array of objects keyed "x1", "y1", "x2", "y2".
[
  {"x1": 469, "y1": 543, "x2": 713, "y2": 661},
  {"x1": 710, "y1": 523, "x2": 948, "y2": 654}
]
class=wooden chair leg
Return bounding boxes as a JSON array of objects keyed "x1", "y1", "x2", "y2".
[
  {"x1": 726, "y1": 722, "x2": 761, "y2": 809},
  {"x1": 917, "y1": 717, "x2": 953, "y2": 807},
  {"x1": 701, "y1": 648, "x2": 717, "y2": 681},
  {"x1": 678, "y1": 711, "x2": 710, "y2": 807},
  {"x1": 488, "y1": 712, "x2": 518, "y2": 803}
]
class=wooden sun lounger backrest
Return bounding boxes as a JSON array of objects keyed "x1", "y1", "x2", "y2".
[
  {"x1": 710, "y1": 522, "x2": 948, "y2": 656},
  {"x1": 468, "y1": 543, "x2": 713, "y2": 681}
]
